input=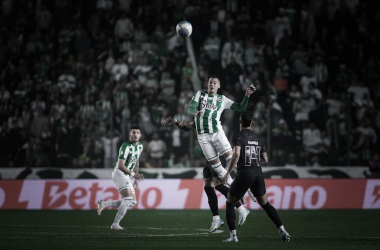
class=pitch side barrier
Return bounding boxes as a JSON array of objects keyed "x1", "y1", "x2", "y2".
[
  {"x1": 0, "y1": 179, "x2": 379, "y2": 210},
  {"x1": 0, "y1": 166, "x2": 370, "y2": 179}
]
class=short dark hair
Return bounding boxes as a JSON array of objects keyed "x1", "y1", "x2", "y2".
[
  {"x1": 130, "y1": 125, "x2": 140, "y2": 131},
  {"x1": 209, "y1": 75, "x2": 220, "y2": 81},
  {"x1": 240, "y1": 110, "x2": 253, "y2": 127}
]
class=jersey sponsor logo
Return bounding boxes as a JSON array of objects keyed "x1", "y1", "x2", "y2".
[
  {"x1": 248, "y1": 141, "x2": 258, "y2": 145},
  {"x1": 200, "y1": 100, "x2": 218, "y2": 111},
  {"x1": 127, "y1": 155, "x2": 138, "y2": 164}
]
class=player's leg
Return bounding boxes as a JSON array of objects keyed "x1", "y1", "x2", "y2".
[
  {"x1": 204, "y1": 175, "x2": 225, "y2": 233},
  {"x1": 198, "y1": 135, "x2": 234, "y2": 185},
  {"x1": 111, "y1": 188, "x2": 134, "y2": 230},
  {"x1": 253, "y1": 176, "x2": 290, "y2": 242},
  {"x1": 213, "y1": 177, "x2": 245, "y2": 211},
  {"x1": 97, "y1": 199, "x2": 123, "y2": 215},
  {"x1": 97, "y1": 172, "x2": 126, "y2": 215}
]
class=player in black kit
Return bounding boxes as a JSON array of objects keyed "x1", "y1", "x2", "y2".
[{"x1": 222, "y1": 110, "x2": 290, "y2": 243}]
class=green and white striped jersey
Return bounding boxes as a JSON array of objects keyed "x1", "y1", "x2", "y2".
[
  {"x1": 114, "y1": 141, "x2": 143, "y2": 176},
  {"x1": 191, "y1": 90, "x2": 234, "y2": 134}
]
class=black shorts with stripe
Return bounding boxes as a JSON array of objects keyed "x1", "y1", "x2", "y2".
[
  {"x1": 229, "y1": 171, "x2": 266, "y2": 199},
  {"x1": 203, "y1": 165, "x2": 219, "y2": 179}
]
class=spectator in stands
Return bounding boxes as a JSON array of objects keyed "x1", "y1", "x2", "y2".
[
  {"x1": 111, "y1": 58, "x2": 129, "y2": 82},
  {"x1": 147, "y1": 132, "x2": 167, "y2": 168},
  {"x1": 101, "y1": 130, "x2": 120, "y2": 168},
  {"x1": 302, "y1": 122, "x2": 321, "y2": 157},
  {"x1": 312, "y1": 55, "x2": 328, "y2": 93},
  {"x1": 273, "y1": 8, "x2": 291, "y2": 46},
  {"x1": 30, "y1": 107, "x2": 49, "y2": 140},
  {"x1": 114, "y1": 13, "x2": 134, "y2": 39}
]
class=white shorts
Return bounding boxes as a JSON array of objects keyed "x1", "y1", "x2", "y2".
[
  {"x1": 197, "y1": 130, "x2": 232, "y2": 161},
  {"x1": 112, "y1": 169, "x2": 134, "y2": 192}
]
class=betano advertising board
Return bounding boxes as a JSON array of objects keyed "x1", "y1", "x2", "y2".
[{"x1": 0, "y1": 179, "x2": 379, "y2": 210}]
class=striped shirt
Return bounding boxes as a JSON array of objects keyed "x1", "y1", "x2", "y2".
[
  {"x1": 114, "y1": 141, "x2": 143, "y2": 176},
  {"x1": 191, "y1": 90, "x2": 234, "y2": 134}
]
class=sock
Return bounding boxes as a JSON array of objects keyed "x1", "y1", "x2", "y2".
[
  {"x1": 230, "y1": 229, "x2": 237, "y2": 238},
  {"x1": 224, "y1": 155, "x2": 232, "y2": 170},
  {"x1": 213, "y1": 215, "x2": 220, "y2": 221},
  {"x1": 103, "y1": 199, "x2": 123, "y2": 208},
  {"x1": 211, "y1": 162, "x2": 233, "y2": 186},
  {"x1": 113, "y1": 197, "x2": 133, "y2": 225},
  {"x1": 204, "y1": 186, "x2": 219, "y2": 216},
  {"x1": 226, "y1": 201, "x2": 236, "y2": 231},
  {"x1": 278, "y1": 225, "x2": 285, "y2": 232},
  {"x1": 237, "y1": 206, "x2": 245, "y2": 214},
  {"x1": 261, "y1": 202, "x2": 283, "y2": 228},
  {"x1": 215, "y1": 184, "x2": 241, "y2": 208}
]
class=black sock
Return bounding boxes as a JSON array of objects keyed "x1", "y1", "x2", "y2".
[
  {"x1": 226, "y1": 201, "x2": 236, "y2": 230},
  {"x1": 215, "y1": 184, "x2": 241, "y2": 208},
  {"x1": 261, "y1": 202, "x2": 283, "y2": 228},
  {"x1": 204, "y1": 186, "x2": 219, "y2": 216}
]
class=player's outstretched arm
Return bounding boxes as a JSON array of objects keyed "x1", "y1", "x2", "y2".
[
  {"x1": 230, "y1": 84, "x2": 256, "y2": 112},
  {"x1": 178, "y1": 121, "x2": 197, "y2": 136},
  {"x1": 162, "y1": 117, "x2": 191, "y2": 131}
]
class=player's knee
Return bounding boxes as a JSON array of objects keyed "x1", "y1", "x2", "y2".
[{"x1": 130, "y1": 200, "x2": 137, "y2": 207}]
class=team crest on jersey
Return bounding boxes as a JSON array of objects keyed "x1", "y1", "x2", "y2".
[
  {"x1": 217, "y1": 96, "x2": 222, "y2": 102},
  {"x1": 200, "y1": 100, "x2": 218, "y2": 111}
]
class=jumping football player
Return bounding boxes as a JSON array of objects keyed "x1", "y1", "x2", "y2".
[
  {"x1": 187, "y1": 76, "x2": 256, "y2": 230},
  {"x1": 96, "y1": 125, "x2": 145, "y2": 230}
]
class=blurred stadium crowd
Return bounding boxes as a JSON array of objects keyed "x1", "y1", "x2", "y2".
[{"x1": 0, "y1": 0, "x2": 379, "y2": 168}]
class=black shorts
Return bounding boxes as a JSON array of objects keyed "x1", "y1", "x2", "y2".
[
  {"x1": 229, "y1": 172, "x2": 266, "y2": 199},
  {"x1": 203, "y1": 165, "x2": 219, "y2": 179}
]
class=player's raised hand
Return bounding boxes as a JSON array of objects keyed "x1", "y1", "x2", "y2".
[
  {"x1": 162, "y1": 117, "x2": 175, "y2": 126},
  {"x1": 222, "y1": 172, "x2": 230, "y2": 185},
  {"x1": 245, "y1": 84, "x2": 256, "y2": 97},
  {"x1": 193, "y1": 110, "x2": 203, "y2": 117}
]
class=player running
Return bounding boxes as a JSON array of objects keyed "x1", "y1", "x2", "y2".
[
  {"x1": 222, "y1": 111, "x2": 290, "y2": 242},
  {"x1": 96, "y1": 125, "x2": 145, "y2": 230},
  {"x1": 163, "y1": 118, "x2": 250, "y2": 233}
]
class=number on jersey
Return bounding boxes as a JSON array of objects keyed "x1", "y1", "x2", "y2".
[{"x1": 245, "y1": 146, "x2": 261, "y2": 166}]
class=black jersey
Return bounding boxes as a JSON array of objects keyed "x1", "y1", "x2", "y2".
[{"x1": 232, "y1": 129, "x2": 267, "y2": 173}]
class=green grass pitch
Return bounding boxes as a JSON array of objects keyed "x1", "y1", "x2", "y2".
[{"x1": 1, "y1": 209, "x2": 379, "y2": 250}]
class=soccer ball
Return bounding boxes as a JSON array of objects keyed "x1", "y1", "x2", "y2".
[{"x1": 176, "y1": 21, "x2": 192, "y2": 37}]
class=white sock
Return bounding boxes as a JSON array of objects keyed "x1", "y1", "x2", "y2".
[
  {"x1": 111, "y1": 199, "x2": 123, "y2": 208},
  {"x1": 211, "y1": 162, "x2": 233, "y2": 186},
  {"x1": 104, "y1": 200, "x2": 123, "y2": 208},
  {"x1": 278, "y1": 225, "x2": 285, "y2": 232},
  {"x1": 230, "y1": 230, "x2": 236, "y2": 237},
  {"x1": 113, "y1": 197, "x2": 133, "y2": 225},
  {"x1": 237, "y1": 206, "x2": 245, "y2": 214},
  {"x1": 213, "y1": 215, "x2": 220, "y2": 221}
]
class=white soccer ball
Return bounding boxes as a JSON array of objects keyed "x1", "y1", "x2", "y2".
[{"x1": 176, "y1": 21, "x2": 192, "y2": 37}]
